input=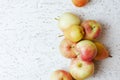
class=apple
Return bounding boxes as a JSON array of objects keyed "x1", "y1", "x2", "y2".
[
  {"x1": 59, "y1": 39, "x2": 77, "y2": 58},
  {"x1": 75, "y1": 40, "x2": 97, "y2": 61},
  {"x1": 70, "y1": 57, "x2": 94, "y2": 80},
  {"x1": 51, "y1": 70, "x2": 73, "y2": 80},
  {"x1": 58, "y1": 12, "x2": 81, "y2": 31},
  {"x1": 81, "y1": 20, "x2": 101, "y2": 40},
  {"x1": 94, "y1": 41, "x2": 110, "y2": 60},
  {"x1": 72, "y1": 0, "x2": 89, "y2": 7},
  {"x1": 64, "y1": 25, "x2": 84, "y2": 42}
]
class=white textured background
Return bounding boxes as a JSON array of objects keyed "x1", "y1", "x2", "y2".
[{"x1": 0, "y1": 0, "x2": 120, "y2": 80}]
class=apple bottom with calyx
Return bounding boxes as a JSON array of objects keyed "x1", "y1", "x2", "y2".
[
  {"x1": 81, "y1": 20, "x2": 101, "y2": 40},
  {"x1": 51, "y1": 70, "x2": 73, "y2": 80},
  {"x1": 64, "y1": 25, "x2": 84, "y2": 43},
  {"x1": 94, "y1": 41, "x2": 110, "y2": 60},
  {"x1": 70, "y1": 57, "x2": 94, "y2": 80},
  {"x1": 75, "y1": 40, "x2": 97, "y2": 61},
  {"x1": 59, "y1": 39, "x2": 77, "y2": 58}
]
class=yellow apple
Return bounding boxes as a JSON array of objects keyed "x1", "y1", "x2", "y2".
[
  {"x1": 64, "y1": 25, "x2": 84, "y2": 42},
  {"x1": 58, "y1": 12, "x2": 81, "y2": 31},
  {"x1": 70, "y1": 57, "x2": 94, "y2": 80}
]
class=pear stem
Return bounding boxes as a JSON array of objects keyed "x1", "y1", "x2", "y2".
[
  {"x1": 109, "y1": 55, "x2": 112, "y2": 58},
  {"x1": 58, "y1": 35, "x2": 64, "y2": 37},
  {"x1": 54, "y1": 16, "x2": 60, "y2": 21}
]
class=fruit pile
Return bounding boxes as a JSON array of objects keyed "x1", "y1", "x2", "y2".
[{"x1": 51, "y1": 12, "x2": 111, "y2": 80}]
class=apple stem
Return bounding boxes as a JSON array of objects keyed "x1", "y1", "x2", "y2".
[
  {"x1": 58, "y1": 35, "x2": 64, "y2": 37},
  {"x1": 71, "y1": 46, "x2": 75, "y2": 48},
  {"x1": 54, "y1": 17, "x2": 59, "y2": 21},
  {"x1": 109, "y1": 55, "x2": 112, "y2": 58}
]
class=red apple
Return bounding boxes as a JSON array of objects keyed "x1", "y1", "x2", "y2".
[
  {"x1": 59, "y1": 39, "x2": 77, "y2": 58},
  {"x1": 81, "y1": 20, "x2": 101, "y2": 40},
  {"x1": 70, "y1": 57, "x2": 94, "y2": 80},
  {"x1": 51, "y1": 70, "x2": 73, "y2": 80},
  {"x1": 75, "y1": 40, "x2": 97, "y2": 61},
  {"x1": 72, "y1": 0, "x2": 89, "y2": 7}
]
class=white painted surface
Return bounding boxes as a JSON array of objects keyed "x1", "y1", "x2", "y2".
[{"x1": 0, "y1": 0, "x2": 120, "y2": 80}]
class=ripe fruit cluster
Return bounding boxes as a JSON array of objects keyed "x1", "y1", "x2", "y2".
[{"x1": 51, "y1": 12, "x2": 110, "y2": 80}]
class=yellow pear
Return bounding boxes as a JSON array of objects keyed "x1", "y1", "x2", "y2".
[{"x1": 94, "y1": 42, "x2": 109, "y2": 60}]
